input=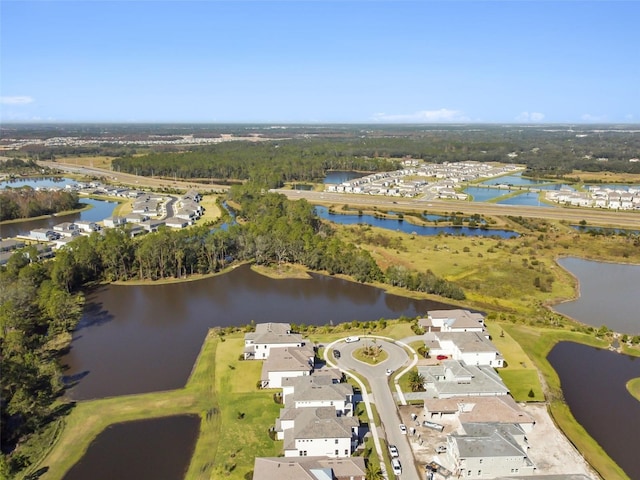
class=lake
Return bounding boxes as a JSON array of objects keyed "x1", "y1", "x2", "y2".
[
  {"x1": 553, "y1": 257, "x2": 640, "y2": 335},
  {"x1": 315, "y1": 206, "x2": 518, "y2": 238},
  {"x1": 62, "y1": 415, "x2": 199, "y2": 480},
  {"x1": 548, "y1": 342, "x2": 640, "y2": 480},
  {"x1": 63, "y1": 263, "x2": 456, "y2": 400}
]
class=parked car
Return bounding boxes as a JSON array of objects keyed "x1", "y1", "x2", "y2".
[
  {"x1": 435, "y1": 444, "x2": 447, "y2": 454},
  {"x1": 388, "y1": 444, "x2": 399, "y2": 458},
  {"x1": 391, "y1": 458, "x2": 402, "y2": 475},
  {"x1": 436, "y1": 354, "x2": 448, "y2": 360},
  {"x1": 399, "y1": 423, "x2": 407, "y2": 434},
  {"x1": 333, "y1": 349, "x2": 341, "y2": 359},
  {"x1": 386, "y1": 368, "x2": 394, "y2": 376},
  {"x1": 345, "y1": 336, "x2": 360, "y2": 343}
]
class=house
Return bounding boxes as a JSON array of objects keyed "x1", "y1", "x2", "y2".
[
  {"x1": 74, "y1": 220, "x2": 100, "y2": 233},
  {"x1": 124, "y1": 213, "x2": 148, "y2": 224},
  {"x1": 140, "y1": 219, "x2": 165, "y2": 232},
  {"x1": 252, "y1": 456, "x2": 366, "y2": 480},
  {"x1": 277, "y1": 407, "x2": 359, "y2": 458},
  {"x1": 260, "y1": 345, "x2": 315, "y2": 388},
  {"x1": 425, "y1": 331, "x2": 504, "y2": 368},
  {"x1": 419, "y1": 309, "x2": 486, "y2": 333},
  {"x1": 244, "y1": 323, "x2": 307, "y2": 360},
  {"x1": 164, "y1": 217, "x2": 190, "y2": 229},
  {"x1": 445, "y1": 423, "x2": 536, "y2": 478},
  {"x1": 424, "y1": 395, "x2": 535, "y2": 432},
  {"x1": 29, "y1": 228, "x2": 59, "y2": 241},
  {"x1": 103, "y1": 216, "x2": 127, "y2": 228},
  {"x1": 282, "y1": 375, "x2": 354, "y2": 416},
  {"x1": 417, "y1": 360, "x2": 509, "y2": 398},
  {"x1": 53, "y1": 222, "x2": 79, "y2": 237}
]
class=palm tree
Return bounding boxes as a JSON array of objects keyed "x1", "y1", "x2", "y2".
[
  {"x1": 365, "y1": 462, "x2": 384, "y2": 480},
  {"x1": 408, "y1": 368, "x2": 426, "y2": 392}
]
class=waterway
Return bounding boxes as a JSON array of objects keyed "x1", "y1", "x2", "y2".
[
  {"x1": 553, "y1": 257, "x2": 640, "y2": 335},
  {"x1": 547, "y1": 342, "x2": 640, "y2": 480},
  {"x1": 315, "y1": 206, "x2": 518, "y2": 238},
  {"x1": 63, "y1": 263, "x2": 456, "y2": 400},
  {"x1": 62, "y1": 415, "x2": 199, "y2": 480}
]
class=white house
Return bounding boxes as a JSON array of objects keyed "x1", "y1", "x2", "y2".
[
  {"x1": 74, "y1": 220, "x2": 99, "y2": 233},
  {"x1": 426, "y1": 331, "x2": 504, "y2": 367},
  {"x1": 244, "y1": 323, "x2": 307, "y2": 360},
  {"x1": 445, "y1": 423, "x2": 536, "y2": 478},
  {"x1": 418, "y1": 360, "x2": 509, "y2": 398},
  {"x1": 164, "y1": 217, "x2": 190, "y2": 229},
  {"x1": 279, "y1": 407, "x2": 358, "y2": 458},
  {"x1": 103, "y1": 216, "x2": 127, "y2": 228},
  {"x1": 419, "y1": 309, "x2": 486, "y2": 333},
  {"x1": 282, "y1": 375, "x2": 354, "y2": 416},
  {"x1": 260, "y1": 345, "x2": 315, "y2": 389}
]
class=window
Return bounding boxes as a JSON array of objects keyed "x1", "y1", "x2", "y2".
[
  {"x1": 344, "y1": 449, "x2": 348, "y2": 455},
  {"x1": 335, "y1": 449, "x2": 339, "y2": 455},
  {"x1": 335, "y1": 439, "x2": 339, "y2": 444}
]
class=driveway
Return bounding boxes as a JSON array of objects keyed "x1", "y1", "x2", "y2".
[{"x1": 335, "y1": 337, "x2": 422, "y2": 480}]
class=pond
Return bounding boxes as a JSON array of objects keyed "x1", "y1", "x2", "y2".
[
  {"x1": 553, "y1": 257, "x2": 640, "y2": 335},
  {"x1": 323, "y1": 171, "x2": 366, "y2": 184},
  {"x1": 496, "y1": 192, "x2": 554, "y2": 207},
  {"x1": 481, "y1": 174, "x2": 548, "y2": 186},
  {"x1": 0, "y1": 198, "x2": 118, "y2": 238},
  {"x1": 0, "y1": 176, "x2": 76, "y2": 189},
  {"x1": 63, "y1": 263, "x2": 457, "y2": 400},
  {"x1": 547, "y1": 342, "x2": 640, "y2": 480},
  {"x1": 463, "y1": 186, "x2": 516, "y2": 202},
  {"x1": 63, "y1": 415, "x2": 199, "y2": 480},
  {"x1": 315, "y1": 206, "x2": 518, "y2": 238}
]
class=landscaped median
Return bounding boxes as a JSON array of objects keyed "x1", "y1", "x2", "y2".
[{"x1": 31, "y1": 330, "x2": 282, "y2": 480}]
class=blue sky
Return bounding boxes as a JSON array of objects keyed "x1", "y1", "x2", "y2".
[{"x1": 1, "y1": 1, "x2": 639, "y2": 124}]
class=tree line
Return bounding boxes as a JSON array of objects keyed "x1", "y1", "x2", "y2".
[{"x1": 0, "y1": 188, "x2": 79, "y2": 221}]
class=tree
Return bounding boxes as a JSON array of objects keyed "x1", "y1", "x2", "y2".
[
  {"x1": 365, "y1": 462, "x2": 384, "y2": 480},
  {"x1": 407, "y1": 368, "x2": 426, "y2": 392}
]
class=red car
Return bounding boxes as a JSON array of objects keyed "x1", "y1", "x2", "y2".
[{"x1": 436, "y1": 355, "x2": 448, "y2": 360}]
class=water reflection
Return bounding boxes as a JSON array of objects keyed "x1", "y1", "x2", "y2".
[
  {"x1": 548, "y1": 342, "x2": 640, "y2": 480},
  {"x1": 63, "y1": 415, "x2": 199, "y2": 480},
  {"x1": 64, "y1": 264, "x2": 454, "y2": 399}
]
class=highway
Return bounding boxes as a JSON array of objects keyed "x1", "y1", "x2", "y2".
[{"x1": 278, "y1": 189, "x2": 640, "y2": 229}]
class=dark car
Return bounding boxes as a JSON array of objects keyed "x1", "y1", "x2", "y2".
[{"x1": 333, "y1": 349, "x2": 341, "y2": 359}]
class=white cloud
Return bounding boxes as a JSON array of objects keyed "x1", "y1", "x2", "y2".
[
  {"x1": 372, "y1": 108, "x2": 469, "y2": 123},
  {"x1": 516, "y1": 111, "x2": 545, "y2": 122},
  {"x1": 581, "y1": 113, "x2": 608, "y2": 122},
  {"x1": 0, "y1": 96, "x2": 35, "y2": 105}
]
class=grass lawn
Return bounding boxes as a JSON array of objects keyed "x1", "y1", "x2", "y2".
[
  {"x1": 30, "y1": 330, "x2": 283, "y2": 480},
  {"x1": 626, "y1": 378, "x2": 640, "y2": 402}
]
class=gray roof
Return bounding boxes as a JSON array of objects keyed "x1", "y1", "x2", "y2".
[
  {"x1": 418, "y1": 360, "x2": 509, "y2": 398},
  {"x1": 420, "y1": 309, "x2": 485, "y2": 329},
  {"x1": 252, "y1": 456, "x2": 365, "y2": 480},
  {"x1": 286, "y1": 378, "x2": 353, "y2": 405},
  {"x1": 282, "y1": 407, "x2": 358, "y2": 449},
  {"x1": 434, "y1": 331, "x2": 499, "y2": 354},
  {"x1": 262, "y1": 346, "x2": 314, "y2": 379},
  {"x1": 452, "y1": 429, "x2": 526, "y2": 459},
  {"x1": 245, "y1": 322, "x2": 305, "y2": 345}
]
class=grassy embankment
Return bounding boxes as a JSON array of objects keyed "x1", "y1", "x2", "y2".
[
  {"x1": 32, "y1": 331, "x2": 282, "y2": 480},
  {"x1": 627, "y1": 378, "x2": 640, "y2": 401},
  {"x1": 330, "y1": 212, "x2": 640, "y2": 479}
]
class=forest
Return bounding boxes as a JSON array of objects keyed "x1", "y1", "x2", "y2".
[
  {"x1": 0, "y1": 188, "x2": 79, "y2": 221},
  {"x1": 0, "y1": 183, "x2": 465, "y2": 476}
]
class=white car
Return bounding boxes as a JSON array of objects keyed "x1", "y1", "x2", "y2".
[
  {"x1": 399, "y1": 423, "x2": 407, "y2": 434},
  {"x1": 388, "y1": 444, "x2": 399, "y2": 458},
  {"x1": 345, "y1": 336, "x2": 360, "y2": 343},
  {"x1": 392, "y1": 458, "x2": 402, "y2": 475},
  {"x1": 386, "y1": 368, "x2": 394, "y2": 376}
]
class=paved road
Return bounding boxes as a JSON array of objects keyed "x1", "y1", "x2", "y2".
[
  {"x1": 278, "y1": 189, "x2": 640, "y2": 229},
  {"x1": 335, "y1": 337, "x2": 421, "y2": 480}
]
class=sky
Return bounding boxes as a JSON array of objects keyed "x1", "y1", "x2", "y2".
[{"x1": 1, "y1": 1, "x2": 639, "y2": 124}]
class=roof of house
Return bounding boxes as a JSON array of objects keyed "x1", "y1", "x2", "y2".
[
  {"x1": 261, "y1": 346, "x2": 314, "y2": 379},
  {"x1": 282, "y1": 407, "x2": 358, "y2": 448},
  {"x1": 456, "y1": 396, "x2": 534, "y2": 425},
  {"x1": 245, "y1": 322, "x2": 305, "y2": 345},
  {"x1": 418, "y1": 360, "x2": 509, "y2": 397},
  {"x1": 452, "y1": 428, "x2": 527, "y2": 459},
  {"x1": 419, "y1": 309, "x2": 485, "y2": 330},
  {"x1": 252, "y1": 456, "x2": 366, "y2": 480},
  {"x1": 285, "y1": 377, "x2": 353, "y2": 405},
  {"x1": 434, "y1": 331, "x2": 500, "y2": 354}
]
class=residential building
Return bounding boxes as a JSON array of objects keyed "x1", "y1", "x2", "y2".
[
  {"x1": 252, "y1": 456, "x2": 366, "y2": 480},
  {"x1": 244, "y1": 323, "x2": 307, "y2": 360},
  {"x1": 419, "y1": 309, "x2": 486, "y2": 333},
  {"x1": 425, "y1": 331, "x2": 504, "y2": 367},
  {"x1": 260, "y1": 345, "x2": 315, "y2": 388}
]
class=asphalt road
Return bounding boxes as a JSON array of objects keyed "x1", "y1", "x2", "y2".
[
  {"x1": 278, "y1": 189, "x2": 640, "y2": 229},
  {"x1": 335, "y1": 337, "x2": 421, "y2": 480}
]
